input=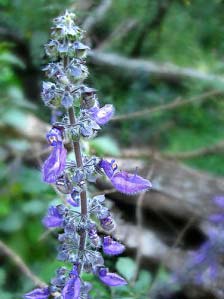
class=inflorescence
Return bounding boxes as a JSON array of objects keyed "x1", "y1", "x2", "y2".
[{"x1": 24, "y1": 11, "x2": 152, "y2": 299}]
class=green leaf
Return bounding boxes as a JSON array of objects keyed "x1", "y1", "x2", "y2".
[
  {"x1": 0, "y1": 52, "x2": 25, "y2": 69},
  {"x1": 90, "y1": 136, "x2": 120, "y2": 156},
  {"x1": 0, "y1": 210, "x2": 24, "y2": 232},
  {"x1": 1, "y1": 109, "x2": 29, "y2": 131},
  {"x1": 134, "y1": 270, "x2": 152, "y2": 292},
  {"x1": 17, "y1": 167, "x2": 49, "y2": 194},
  {"x1": 22, "y1": 199, "x2": 46, "y2": 215},
  {"x1": 116, "y1": 257, "x2": 137, "y2": 281}
]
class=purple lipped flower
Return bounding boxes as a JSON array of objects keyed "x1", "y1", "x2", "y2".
[
  {"x1": 62, "y1": 266, "x2": 81, "y2": 299},
  {"x1": 88, "y1": 104, "x2": 114, "y2": 125},
  {"x1": 111, "y1": 171, "x2": 152, "y2": 195},
  {"x1": 42, "y1": 206, "x2": 63, "y2": 228},
  {"x1": 98, "y1": 267, "x2": 127, "y2": 287},
  {"x1": 42, "y1": 143, "x2": 67, "y2": 184},
  {"x1": 46, "y1": 127, "x2": 63, "y2": 146},
  {"x1": 100, "y1": 214, "x2": 116, "y2": 233},
  {"x1": 102, "y1": 236, "x2": 125, "y2": 256},
  {"x1": 23, "y1": 287, "x2": 50, "y2": 299},
  {"x1": 99, "y1": 159, "x2": 152, "y2": 195}
]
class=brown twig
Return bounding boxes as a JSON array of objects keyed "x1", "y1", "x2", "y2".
[
  {"x1": 0, "y1": 240, "x2": 47, "y2": 288},
  {"x1": 121, "y1": 139, "x2": 224, "y2": 161},
  {"x1": 111, "y1": 89, "x2": 222, "y2": 121},
  {"x1": 131, "y1": 164, "x2": 155, "y2": 284},
  {"x1": 90, "y1": 50, "x2": 224, "y2": 86},
  {"x1": 96, "y1": 19, "x2": 138, "y2": 50}
]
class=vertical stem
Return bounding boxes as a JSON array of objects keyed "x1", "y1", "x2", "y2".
[{"x1": 68, "y1": 106, "x2": 88, "y2": 273}]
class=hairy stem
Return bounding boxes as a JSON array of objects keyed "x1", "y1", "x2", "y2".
[{"x1": 68, "y1": 106, "x2": 88, "y2": 273}]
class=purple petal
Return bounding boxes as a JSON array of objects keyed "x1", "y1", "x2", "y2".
[
  {"x1": 213, "y1": 196, "x2": 224, "y2": 209},
  {"x1": 103, "y1": 236, "x2": 125, "y2": 256},
  {"x1": 111, "y1": 171, "x2": 152, "y2": 195},
  {"x1": 67, "y1": 194, "x2": 80, "y2": 207},
  {"x1": 23, "y1": 288, "x2": 50, "y2": 299},
  {"x1": 62, "y1": 276, "x2": 81, "y2": 299},
  {"x1": 42, "y1": 143, "x2": 67, "y2": 184},
  {"x1": 42, "y1": 206, "x2": 63, "y2": 228},
  {"x1": 208, "y1": 213, "x2": 224, "y2": 223},
  {"x1": 99, "y1": 159, "x2": 117, "y2": 179},
  {"x1": 89, "y1": 104, "x2": 114, "y2": 125},
  {"x1": 98, "y1": 269, "x2": 127, "y2": 287}
]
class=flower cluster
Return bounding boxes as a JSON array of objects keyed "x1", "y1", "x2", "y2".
[
  {"x1": 163, "y1": 195, "x2": 224, "y2": 298},
  {"x1": 185, "y1": 196, "x2": 224, "y2": 283},
  {"x1": 24, "y1": 10, "x2": 152, "y2": 299}
]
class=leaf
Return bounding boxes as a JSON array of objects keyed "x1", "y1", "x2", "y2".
[
  {"x1": 115, "y1": 257, "x2": 137, "y2": 281},
  {"x1": 0, "y1": 52, "x2": 25, "y2": 68},
  {"x1": 90, "y1": 136, "x2": 120, "y2": 156},
  {"x1": 134, "y1": 270, "x2": 152, "y2": 292},
  {"x1": 22, "y1": 199, "x2": 46, "y2": 215},
  {"x1": 1, "y1": 109, "x2": 29, "y2": 131},
  {"x1": 17, "y1": 167, "x2": 50, "y2": 194},
  {"x1": 0, "y1": 210, "x2": 24, "y2": 232}
]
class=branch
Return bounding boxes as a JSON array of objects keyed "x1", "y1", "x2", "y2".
[
  {"x1": 89, "y1": 50, "x2": 224, "y2": 86},
  {"x1": 82, "y1": 0, "x2": 112, "y2": 33},
  {"x1": 111, "y1": 89, "x2": 223, "y2": 121},
  {"x1": 96, "y1": 19, "x2": 138, "y2": 50},
  {"x1": 121, "y1": 139, "x2": 224, "y2": 161},
  {"x1": 0, "y1": 240, "x2": 47, "y2": 288}
]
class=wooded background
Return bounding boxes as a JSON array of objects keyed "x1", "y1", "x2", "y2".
[{"x1": 0, "y1": 0, "x2": 224, "y2": 298}]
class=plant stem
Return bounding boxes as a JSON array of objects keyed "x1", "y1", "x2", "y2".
[{"x1": 68, "y1": 106, "x2": 88, "y2": 273}]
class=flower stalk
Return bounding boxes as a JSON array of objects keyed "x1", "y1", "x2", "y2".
[{"x1": 24, "y1": 10, "x2": 152, "y2": 299}]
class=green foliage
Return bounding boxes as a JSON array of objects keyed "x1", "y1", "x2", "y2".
[
  {"x1": 90, "y1": 135, "x2": 120, "y2": 157},
  {"x1": 1, "y1": 1, "x2": 224, "y2": 298}
]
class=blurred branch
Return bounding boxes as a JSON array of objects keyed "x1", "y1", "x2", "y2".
[
  {"x1": 0, "y1": 240, "x2": 47, "y2": 288},
  {"x1": 89, "y1": 50, "x2": 224, "y2": 86},
  {"x1": 121, "y1": 139, "x2": 224, "y2": 160},
  {"x1": 96, "y1": 19, "x2": 138, "y2": 50},
  {"x1": 130, "y1": 0, "x2": 172, "y2": 57},
  {"x1": 82, "y1": 0, "x2": 112, "y2": 33},
  {"x1": 111, "y1": 89, "x2": 223, "y2": 121}
]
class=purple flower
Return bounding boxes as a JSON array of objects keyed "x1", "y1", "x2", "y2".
[
  {"x1": 102, "y1": 236, "x2": 125, "y2": 256},
  {"x1": 88, "y1": 224, "x2": 101, "y2": 247},
  {"x1": 98, "y1": 267, "x2": 127, "y2": 287},
  {"x1": 213, "y1": 195, "x2": 224, "y2": 209},
  {"x1": 208, "y1": 213, "x2": 224, "y2": 223},
  {"x1": 42, "y1": 206, "x2": 63, "y2": 228},
  {"x1": 88, "y1": 104, "x2": 114, "y2": 125},
  {"x1": 23, "y1": 287, "x2": 50, "y2": 299},
  {"x1": 46, "y1": 128, "x2": 63, "y2": 146},
  {"x1": 99, "y1": 159, "x2": 152, "y2": 195},
  {"x1": 62, "y1": 266, "x2": 81, "y2": 299},
  {"x1": 100, "y1": 214, "x2": 116, "y2": 233},
  {"x1": 42, "y1": 143, "x2": 67, "y2": 184},
  {"x1": 99, "y1": 159, "x2": 117, "y2": 178}
]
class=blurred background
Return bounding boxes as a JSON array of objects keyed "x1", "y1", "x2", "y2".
[{"x1": 1, "y1": 0, "x2": 224, "y2": 298}]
